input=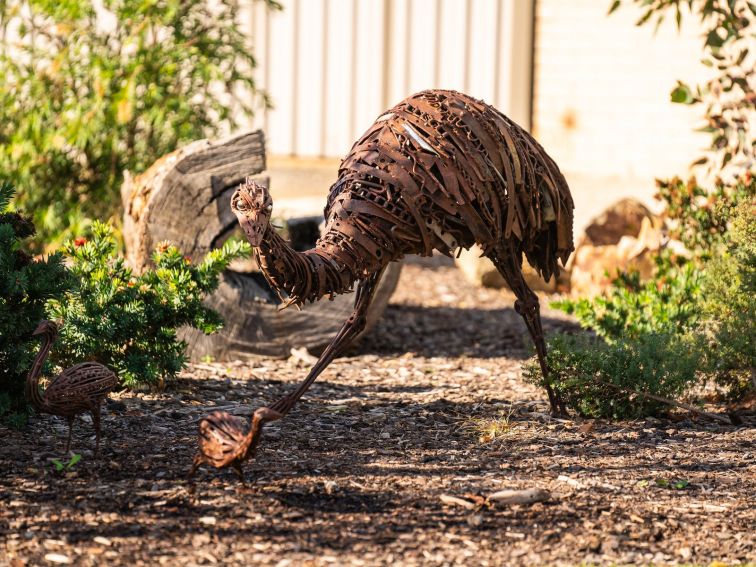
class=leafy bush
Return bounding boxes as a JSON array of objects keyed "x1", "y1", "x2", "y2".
[
  {"x1": 697, "y1": 198, "x2": 756, "y2": 397},
  {"x1": 537, "y1": 175, "x2": 755, "y2": 417},
  {"x1": 524, "y1": 334, "x2": 700, "y2": 419},
  {"x1": 554, "y1": 174, "x2": 754, "y2": 342},
  {"x1": 538, "y1": 171, "x2": 755, "y2": 416},
  {"x1": 47, "y1": 221, "x2": 251, "y2": 387},
  {"x1": 0, "y1": 0, "x2": 279, "y2": 248},
  {"x1": 553, "y1": 264, "x2": 702, "y2": 342},
  {"x1": 0, "y1": 182, "x2": 70, "y2": 426}
]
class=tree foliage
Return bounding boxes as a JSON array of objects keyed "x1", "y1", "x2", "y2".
[
  {"x1": 0, "y1": 182, "x2": 71, "y2": 426},
  {"x1": 0, "y1": 0, "x2": 279, "y2": 248}
]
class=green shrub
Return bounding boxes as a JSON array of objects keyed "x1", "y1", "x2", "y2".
[
  {"x1": 554, "y1": 174, "x2": 754, "y2": 343},
  {"x1": 697, "y1": 198, "x2": 756, "y2": 397},
  {"x1": 0, "y1": 182, "x2": 71, "y2": 426},
  {"x1": 524, "y1": 333, "x2": 700, "y2": 419},
  {"x1": 0, "y1": 0, "x2": 279, "y2": 249},
  {"x1": 552, "y1": 264, "x2": 703, "y2": 342},
  {"x1": 541, "y1": 176, "x2": 755, "y2": 417},
  {"x1": 47, "y1": 221, "x2": 250, "y2": 387}
]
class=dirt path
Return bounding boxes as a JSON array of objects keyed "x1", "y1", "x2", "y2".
[{"x1": 1, "y1": 258, "x2": 754, "y2": 566}]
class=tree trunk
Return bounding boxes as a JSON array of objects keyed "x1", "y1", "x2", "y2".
[{"x1": 121, "y1": 130, "x2": 401, "y2": 360}]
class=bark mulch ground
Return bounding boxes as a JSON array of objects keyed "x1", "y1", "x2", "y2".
[{"x1": 1, "y1": 257, "x2": 754, "y2": 566}]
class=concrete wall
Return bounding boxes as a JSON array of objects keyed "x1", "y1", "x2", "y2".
[{"x1": 533, "y1": 0, "x2": 711, "y2": 233}]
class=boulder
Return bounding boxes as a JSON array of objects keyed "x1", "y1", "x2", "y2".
[
  {"x1": 582, "y1": 198, "x2": 654, "y2": 246},
  {"x1": 569, "y1": 200, "x2": 662, "y2": 297}
]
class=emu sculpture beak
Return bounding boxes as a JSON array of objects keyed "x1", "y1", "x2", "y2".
[{"x1": 254, "y1": 407, "x2": 283, "y2": 422}]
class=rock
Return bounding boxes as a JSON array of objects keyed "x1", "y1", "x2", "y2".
[
  {"x1": 487, "y1": 488, "x2": 551, "y2": 505},
  {"x1": 439, "y1": 494, "x2": 477, "y2": 509},
  {"x1": 583, "y1": 198, "x2": 653, "y2": 246},
  {"x1": 43, "y1": 554, "x2": 71, "y2": 565},
  {"x1": 455, "y1": 245, "x2": 558, "y2": 292},
  {"x1": 569, "y1": 201, "x2": 663, "y2": 297}
]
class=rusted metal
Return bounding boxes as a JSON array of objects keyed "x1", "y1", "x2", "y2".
[
  {"x1": 230, "y1": 89, "x2": 575, "y2": 455},
  {"x1": 188, "y1": 407, "x2": 282, "y2": 483},
  {"x1": 25, "y1": 320, "x2": 118, "y2": 454}
]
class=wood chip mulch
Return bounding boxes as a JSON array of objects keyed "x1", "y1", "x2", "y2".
[{"x1": 2, "y1": 257, "x2": 754, "y2": 566}]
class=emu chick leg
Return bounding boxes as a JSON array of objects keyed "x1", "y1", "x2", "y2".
[
  {"x1": 64, "y1": 416, "x2": 75, "y2": 453},
  {"x1": 92, "y1": 404, "x2": 102, "y2": 456}
]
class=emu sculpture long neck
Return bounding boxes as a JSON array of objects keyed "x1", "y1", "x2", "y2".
[
  {"x1": 26, "y1": 332, "x2": 53, "y2": 412},
  {"x1": 254, "y1": 219, "x2": 379, "y2": 309}
]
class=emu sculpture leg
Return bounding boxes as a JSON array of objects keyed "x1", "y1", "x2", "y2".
[
  {"x1": 233, "y1": 462, "x2": 246, "y2": 484},
  {"x1": 269, "y1": 267, "x2": 387, "y2": 417},
  {"x1": 490, "y1": 248, "x2": 567, "y2": 417},
  {"x1": 187, "y1": 456, "x2": 202, "y2": 483}
]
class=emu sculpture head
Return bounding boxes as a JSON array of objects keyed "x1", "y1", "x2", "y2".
[
  {"x1": 231, "y1": 177, "x2": 273, "y2": 247},
  {"x1": 32, "y1": 319, "x2": 59, "y2": 338}
]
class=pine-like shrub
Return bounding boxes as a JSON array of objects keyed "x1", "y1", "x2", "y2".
[
  {"x1": 697, "y1": 198, "x2": 756, "y2": 397},
  {"x1": 47, "y1": 221, "x2": 250, "y2": 388},
  {"x1": 0, "y1": 182, "x2": 70, "y2": 426}
]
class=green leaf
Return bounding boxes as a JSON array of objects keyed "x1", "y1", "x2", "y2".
[
  {"x1": 705, "y1": 29, "x2": 725, "y2": 47},
  {"x1": 608, "y1": 0, "x2": 621, "y2": 15},
  {"x1": 636, "y1": 9, "x2": 653, "y2": 25},
  {"x1": 670, "y1": 83, "x2": 694, "y2": 104}
]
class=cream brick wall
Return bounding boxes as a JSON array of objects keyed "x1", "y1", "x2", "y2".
[{"x1": 533, "y1": 1, "x2": 712, "y2": 232}]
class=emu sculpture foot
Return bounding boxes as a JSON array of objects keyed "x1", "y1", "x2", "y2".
[{"x1": 548, "y1": 396, "x2": 569, "y2": 418}]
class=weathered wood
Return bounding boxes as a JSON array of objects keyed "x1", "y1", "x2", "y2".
[
  {"x1": 122, "y1": 131, "x2": 267, "y2": 272},
  {"x1": 122, "y1": 130, "x2": 401, "y2": 360},
  {"x1": 180, "y1": 263, "x2": 402, "y2": 360}
]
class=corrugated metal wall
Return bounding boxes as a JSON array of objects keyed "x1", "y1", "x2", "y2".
[{"x1": 247, "y1": 0, "x2": 534, "y2": 158}]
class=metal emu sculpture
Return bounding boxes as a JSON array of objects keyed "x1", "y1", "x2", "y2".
[
  {"x1": 188, "y1": 407, "x2": 282, "y2": 483},
  {"x1": 229, "y1": 89, "x2": 574, "y2": 456},
  {"x1": 25, "y1": 320, "x2": 118, "y2": 454}
]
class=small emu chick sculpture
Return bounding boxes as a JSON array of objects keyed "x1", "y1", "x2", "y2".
[
  {"x1": 232, "y1": 90, "x2": 574, "y2": 449},
  {"x1": 188, "y1": 407, "x2": 282, "y2": 482},
  {"x1": 26, "y1": 320, "x2": 118, "y2": 454}
]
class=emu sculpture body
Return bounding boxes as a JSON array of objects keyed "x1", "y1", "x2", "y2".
[
  {"x1": 26, "y1": 320, "x2": 118, "y2": 454},
  {"x1": 230, "y1": 89, "x2": 574, "y2": 456}
]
